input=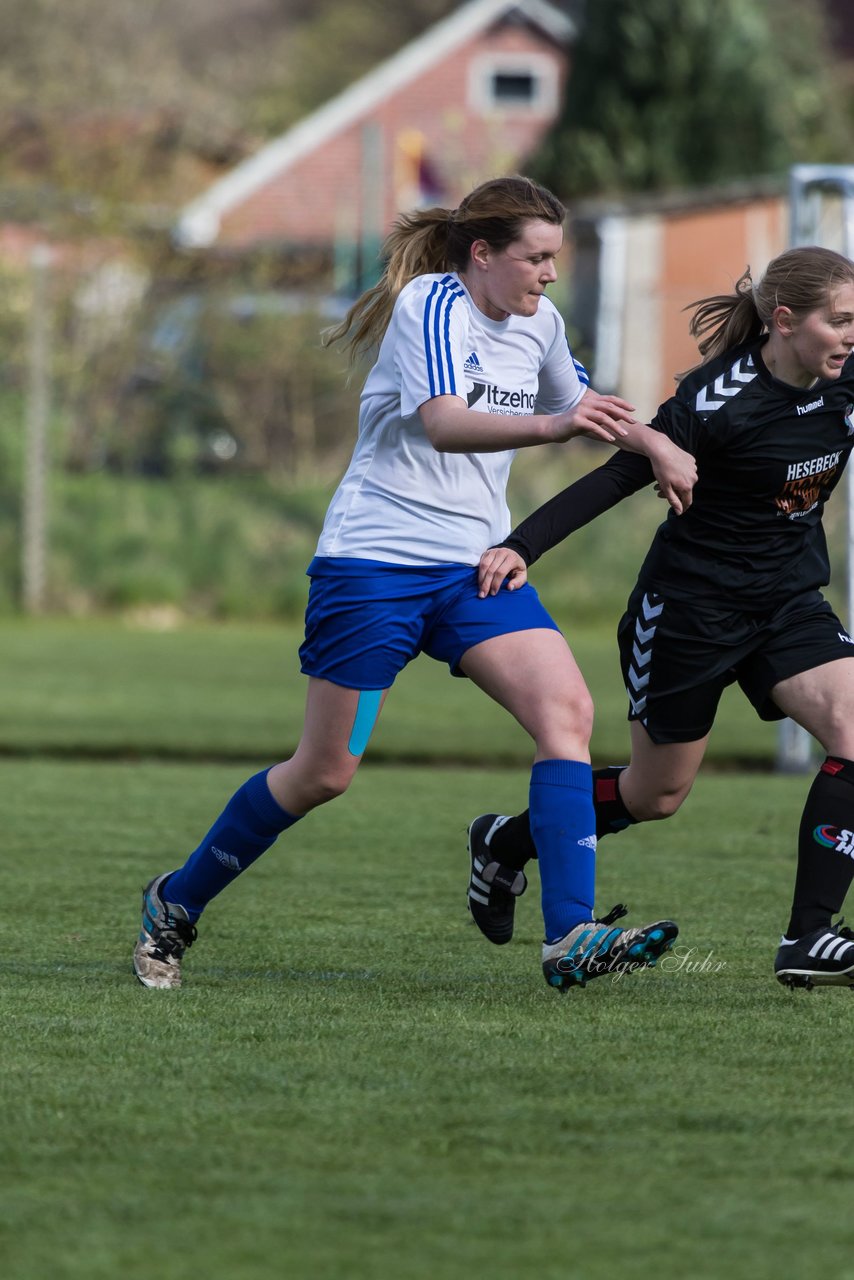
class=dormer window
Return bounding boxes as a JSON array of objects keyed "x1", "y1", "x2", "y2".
[
  {"x1": 469, "y1": 51, "x2": 559, "y2": 115},
  {"x1": 493, "y1": 71, "x2": 537, "y2": 103}
]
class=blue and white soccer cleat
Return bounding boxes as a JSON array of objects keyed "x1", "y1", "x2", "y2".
[
  {"x1": 133, "y1": 872, "x2": 197, "y2": 989},
  {"x1": 542, "y1": 904, "x2": 678, "y2": 991}
]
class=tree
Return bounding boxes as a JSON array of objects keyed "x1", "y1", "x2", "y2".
[
  {"x1": 0, "y1": 0, "x2": 463, "y2": 225},
  {"x1": 532, "y1": 0, "x2": 851, "y2": 197}
]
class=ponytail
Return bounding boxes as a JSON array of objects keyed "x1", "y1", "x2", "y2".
[
  {"x1": 325, "y1": 175, "x2": 565, "y2": 361},
  {"x1": 324, "y1": 208, "x2": 452, "y2": 359},
  {"x1": 682, "y1": 246, "x2": 854, "y2": 376},
  {"x1": 687, "y1": 269, "x2": 763, "y2": 364}
]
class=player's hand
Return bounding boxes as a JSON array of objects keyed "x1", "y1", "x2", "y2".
[
  {"x1": 649, "y1": 438, "x2": 697, "y2": 514},
  {"x1": 552, "y1": 391, "x2": 639, "y2": 445},
  {"x1": 478, "y1": 546, "x2": 528, "y2": 597}
]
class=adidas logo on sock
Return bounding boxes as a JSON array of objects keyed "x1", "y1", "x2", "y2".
[{"x1": 212, "y1": 845, "x2": 242, "y2": 871}]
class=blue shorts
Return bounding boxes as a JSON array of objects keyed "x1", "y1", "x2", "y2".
[{"x1": 299, "y1": 557, "x2": 561, "y2": 690}]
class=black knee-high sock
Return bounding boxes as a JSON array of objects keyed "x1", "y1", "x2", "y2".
[
  {"x1": 592, "y1": 765, "x2": 637, "y2": 838},
  {"x1": 486, "y1": 811, "x2": 537, "y2": 868},
  {"x1": 486, "y1": 766, "x2": 637, "y2": 868},
  {"x1": 786, "y1": 756, "x2": 854, "y2": 938}
]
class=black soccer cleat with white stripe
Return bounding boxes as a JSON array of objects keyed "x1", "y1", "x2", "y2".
[
  {"x1": 774, "y1": 921, "x2": 854, "y2": 990},
  {"x1": 467, "y1": 814, "x2": 527, "y2": 945}
]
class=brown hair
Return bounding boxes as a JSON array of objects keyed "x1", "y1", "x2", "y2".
[
  {"x1": 686, "y1": 245, "x2": 854, "y2": 367},
  {"x1": 325, "y1": 175, "x2": 566, "y2": 359}
]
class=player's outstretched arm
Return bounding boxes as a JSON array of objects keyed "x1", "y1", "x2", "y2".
[
  {"x1": 487, "y1": 450, "x2": 655, "y2": 580},
  {"x1": 418, "y1": 391, "x2": 640, "y2": 453}
]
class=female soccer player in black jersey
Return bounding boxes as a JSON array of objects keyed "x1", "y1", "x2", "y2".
[{"x1": 467, "y1": 244, "x2": 854, "y2": 990}]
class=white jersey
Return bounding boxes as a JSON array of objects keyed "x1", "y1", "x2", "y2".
[{"x1": 314, "y1": 272, "x2": 587, "y2": 567}]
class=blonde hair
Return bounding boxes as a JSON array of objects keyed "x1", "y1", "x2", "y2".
[
  {"x1": 325, "y1": 175, "x2": 565, "y2": 359},
  {"x1": 686, "y1": 245, "x2": 854, "y2": 367}
]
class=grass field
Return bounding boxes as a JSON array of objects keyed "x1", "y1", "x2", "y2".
[
  {"x1": 2, "y1": 621, "x2": 852, "y2": 1279},
  {"x1": 0, "y1": 615, "x2": 778, "y2": 766}
]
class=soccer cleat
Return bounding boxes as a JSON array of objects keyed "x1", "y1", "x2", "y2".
[
  {"x1": 774, "y1": 921, "x2": 854, "y2": 990},
  {"x1": 133, "y1": 872, "x2": 197, "y2": 989},
  {"x1": 542, "y1": 904, "x2": 679, "y2": 992},
  {"x1": 467, "y1": 814, "x2": 527, "y2": 945}
]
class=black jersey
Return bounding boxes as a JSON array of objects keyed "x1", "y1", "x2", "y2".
[{"x1": 503, "y1": 338, "x2": 854, "y2": 609}]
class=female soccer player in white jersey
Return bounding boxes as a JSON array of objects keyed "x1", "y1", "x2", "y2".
[
  {"x1": 132, "y1": 175, "x2": 695, "y2": 992},
  {"x1": 470, "y1": 244, "x2": 854, "y2": 992}
]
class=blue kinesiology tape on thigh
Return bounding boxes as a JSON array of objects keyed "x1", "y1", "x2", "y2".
[{"x1": 348, "y1": 689, "x2": 384, "y2": 756}]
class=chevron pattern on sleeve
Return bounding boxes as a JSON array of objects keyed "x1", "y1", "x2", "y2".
[{"x1": 694, "y1": 354, "x2": 757, "y2": 415}]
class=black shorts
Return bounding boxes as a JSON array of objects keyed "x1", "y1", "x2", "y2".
[{"x1": 616, "y1": 586, "x2": 854, "y2": 744}]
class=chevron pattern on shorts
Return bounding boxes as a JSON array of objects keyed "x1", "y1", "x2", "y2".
[
  {"x1": 694, "y1": 353, "x2": 757, "y2": 415},
  {"x1": 627, "y1": 592, "x2": 663, "y2": 718}
]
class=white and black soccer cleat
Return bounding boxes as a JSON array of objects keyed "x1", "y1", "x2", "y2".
[
  {"x1": 466, "y1": 814, "x2": 527, "y2": 945},
  {"x1": 774, "y1": 920, "x2": 854, "y2": 990}
]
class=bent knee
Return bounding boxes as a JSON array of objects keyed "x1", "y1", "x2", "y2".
[
  {"x1": 534, "y1": 689, "x2": 594, "y2": 758},
  {"x1": 296, "y1": 765, "x2": 356, "y2": 809},
  {"x1": 644, "y1": 796, "x2": 683, "y2": 822},
  {"x1": 556, "y1": 686, "x2": 595, "y2": 737},
  {"x1": 635, "y1": 788, "x2": 689, "y2": 822}
]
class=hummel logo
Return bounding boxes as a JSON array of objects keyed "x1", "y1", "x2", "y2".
[
  {"x1": 212, "y1": 845, "x2": 241, "y2": 871},
  {"x1": 464, "y1": 351, "x2": 484, "y2": 373}
]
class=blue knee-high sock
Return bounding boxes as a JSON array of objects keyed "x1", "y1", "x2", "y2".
[
  {"x1": 164, "y1": 768, "x2": 300, "y2": 921},
  {"x1": 529, "y1": 758, "x2": 596, "y2": 942}
]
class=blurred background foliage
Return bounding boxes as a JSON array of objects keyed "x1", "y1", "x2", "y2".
[
  {"x1": 0, "y1": 0, "x2": 844, "y2": 216},
  {"x1": 533, "y1": 0, "x2": 850, "y2": 196},
  {"x1": 0, "y1": 0, "x2": 851, "y2": 621},
  {"x1": 0, "y1": 0, "x2": 465, "y2": 218}
]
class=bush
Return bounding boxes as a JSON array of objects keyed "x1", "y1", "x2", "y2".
[{"x1": 66, "y1": 289, "x2": 366, "y2": 479}]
